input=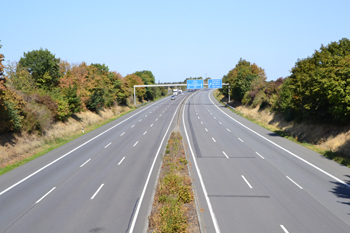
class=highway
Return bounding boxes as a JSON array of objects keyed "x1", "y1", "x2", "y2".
[
  {"x1": 1, "y1": 88, "x2": 350, "y2": 233},
  {"x1": 181, "y1": 89, "x2": 350, "y2": 233},
  {"x1": 0, "y1": 92, "x2": 190, "y2": 233}
]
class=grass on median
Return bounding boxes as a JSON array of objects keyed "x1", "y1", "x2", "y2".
[{"x1": 148, "y1": 131, "x2": 199, "y2": 233}]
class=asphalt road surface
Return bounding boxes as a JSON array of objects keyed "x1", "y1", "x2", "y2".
[
  {"x1": 0, "y1": 92, "x2": 189, "y2": 233},
  {"x1": 181, "y1": 89, "x2": 350, "y2": 233},
  {"x1": 1, "y1": 89, "x2": 350, "y2": 233}
]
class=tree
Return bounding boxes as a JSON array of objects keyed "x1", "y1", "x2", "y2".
[
  {"x1": 0, "y1": 41, "x2": 4, "y2": 79},
  {"x1": 285, "y1": 38, "x2": 350, "y2": 123},
  {"x1": 19, "y1": 48, "x2": 61, "y2": 89},
  {"x1": 134, "y1": 70, "x2": 155, "y2": 100},
  {"x1": 223, "y1": 58, "x2": 266, "y2": 102}
]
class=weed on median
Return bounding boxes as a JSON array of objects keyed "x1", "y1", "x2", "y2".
[{"x1": 148, "y1": 131, "x2": 199, "y2": 233}]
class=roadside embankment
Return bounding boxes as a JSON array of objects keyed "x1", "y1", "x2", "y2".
[
  {"x1": 0, "y1": 105, "x2": 131, "y2": 173},
  {"x1": 214, "y1": 90, "x2": 350, "y2": 167},
  {"x1": 148, "y1": 131, "x2": 200, "y2": 233}
]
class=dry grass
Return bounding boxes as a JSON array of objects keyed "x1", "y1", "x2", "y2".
[
  {"x1": 0, "y1": 105, "x2": 130, "y2": 167},
  {"x1": 148, "y1": 131, "x2": 200, "y2": 233},
  {"x1": 235, "y1": 104, "x2": 350, "y2": 156},
  {"x1": 214, "y1": 90, "x2": 350, "y2": 165}
]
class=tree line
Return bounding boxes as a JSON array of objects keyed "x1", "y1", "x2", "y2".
[
  {"x1": 0, "y1": 46, "x2": 168, "y2": 134},
  {"x1": 220, "y1": 38, "x2": 350, "y2": 124}
]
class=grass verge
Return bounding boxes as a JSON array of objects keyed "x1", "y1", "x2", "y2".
[
  {"x1": 148, "y1": 131, "x2": 199, "y2": 233},
  {"x1": 0, "y1": 107, "x2": 136, "y2": 176},
  {"x1": 213, "y1": 90, "x2": 350, "y2": 167}
]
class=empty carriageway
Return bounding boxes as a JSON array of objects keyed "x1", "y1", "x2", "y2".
[
  {"x1": 181, "y1": 89, "x2": 350, "y2": 233},
  {"x1": 0, "y1": 93, "x2": 190, "y2": 233}
]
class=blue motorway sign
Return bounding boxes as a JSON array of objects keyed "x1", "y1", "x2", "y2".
[
  {"x1": 208, "y1": 79, "x2": 222, "y2": 88},
  {"x1": 187, "y1": 79, "x2": 203, "y2": 89}
]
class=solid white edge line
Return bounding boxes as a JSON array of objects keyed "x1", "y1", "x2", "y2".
[
  {"x1": 238, "y1": 138, "x2": 244, "y2": 142},
  {"x1": 104, "y1": 142, "x2": 111, "y2": 148},
  {"x1": 133, "y1": 141, "x2": 138, "y2": 147},
  {"x1": 280, "y1": 225, "x2": 289, "y2": 233},
  {"x1": 222, "y1": 151, "x2": 229, "y2": 159},
  {"x1": 256, "y1": 152, "x2": 265, "y2": 159},
  {"x1": 80, "y1": 158, "x2": 91, "y2": 167},
  {"x1": 129, "y1": 94, "x2": 186, "y2": 233},
  {"x1": 36, "y1": 187, "x2": 56, "y2": 203},
  {"x1": 242, "y1": 175, "x2": 253, "y2": 189},
  {"x1": 91, "y1": 184, "x2": 104, "y2": 200},
  {"x1": 0, "y1": 97, "x2": 170, "y2": 196},
  {"x1": 118, "y1": 157, "x2": 125, "y2": 165},
  {"x1": 182, "y1": 92, "x2": 221, "y2": 233},
  {"x1": 286, "y1": 176, "x2": 303, "y2": 189},
  {"x1": 208, "y1": 90, "x2": 350, "y2": 189}
]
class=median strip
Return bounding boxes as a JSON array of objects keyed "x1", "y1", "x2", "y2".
[{"x1": 148, "y1": 132, "x2": 199, "y2": 232}]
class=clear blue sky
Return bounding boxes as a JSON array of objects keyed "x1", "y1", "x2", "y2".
[{"x1": 2, "y1": 0, "x2": 349, "y2": 82}]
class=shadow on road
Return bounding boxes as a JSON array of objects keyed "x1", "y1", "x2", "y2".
[{"x1": 330, "y1": 176, "x2": 350, "y2": 214}]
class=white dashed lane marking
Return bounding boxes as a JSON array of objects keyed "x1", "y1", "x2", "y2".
[{"x1": 256, "y1": 152, "x2": 264, "y2": 159}]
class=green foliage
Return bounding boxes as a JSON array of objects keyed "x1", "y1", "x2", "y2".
[
  {"x1": 222, "y1": 58, "x2": 266, "y2": 102},
  {"x1": 0, "y1": 41, "x2": 4, "y2": 79},
  {"x1": 62, "y1": 85, "x2": 82, "y2": 113},
  {"x1": 86, "y1": 88, "x2": 105, "y2": 113},
  {"x1": 91, "y1": 63, "x2": 109, "y2": 73},
  {"x1": 285, "y1": 38, "x2": 350, "y2": 123},
  {"x1": 19, "y1": 48, "x2": 61, "y2": 90},
  {"x1": 134, "y1": 70, "x2": 156, "y2": 100}
]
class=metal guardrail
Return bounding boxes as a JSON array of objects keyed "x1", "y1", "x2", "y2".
[{"x1": 224, "y1": 102, "x2": 236, "y2": 111}]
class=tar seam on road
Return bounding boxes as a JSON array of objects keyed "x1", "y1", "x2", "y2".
[
  {"x1": 91, "y1": 184, "x2": 104, "y2": 200},
  {"x1": 36, "y1": 187, "x2": 56, "y2": 203},
  {"x1": 208, "y1": 90, "x2": 350, "y2": 189}
]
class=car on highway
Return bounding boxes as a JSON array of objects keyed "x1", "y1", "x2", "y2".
[{"x1": 171, "y1": 95, "x2": 175, "y2": 100}]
